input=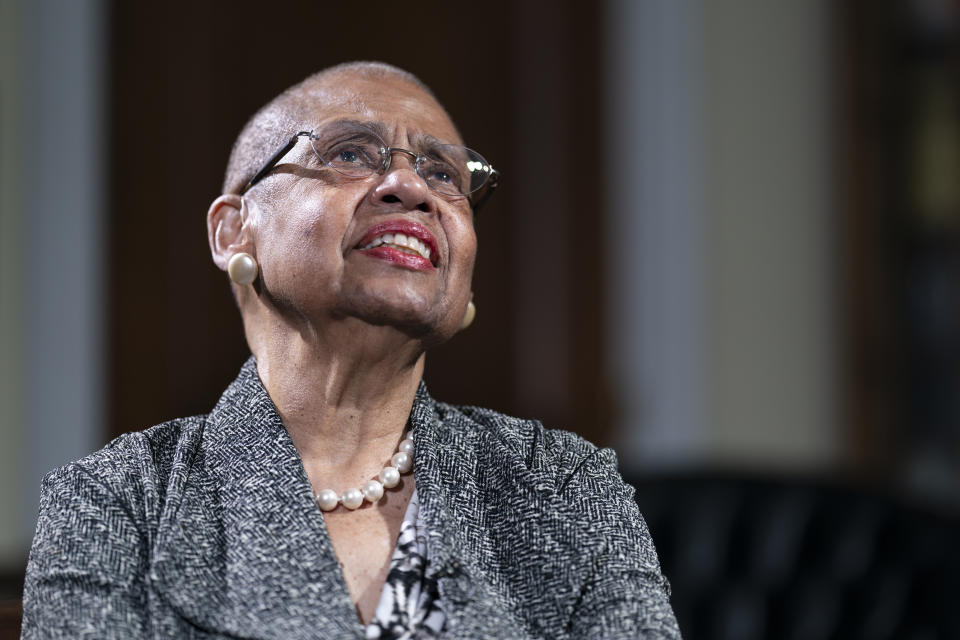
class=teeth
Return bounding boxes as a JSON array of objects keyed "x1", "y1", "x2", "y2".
[{"x1": 361, "y1": 233, "x2": 433, "y2": 262}]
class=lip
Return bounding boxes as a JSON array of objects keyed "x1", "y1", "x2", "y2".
[{"x1": 355, "y1": 219, "x2": 440, "y2": 270}]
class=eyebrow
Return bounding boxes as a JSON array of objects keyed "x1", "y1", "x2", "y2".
[
  {"x1": 318, "y1": 119, "x2": 456, "y2": 149},
  {"x1": 319, "y1": 118, "x2": 391, "y2": 140}
]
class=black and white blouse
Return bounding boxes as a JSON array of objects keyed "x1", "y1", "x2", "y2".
[{"x1": 365, "y1": 489, "x2": 445, "y2": 639}]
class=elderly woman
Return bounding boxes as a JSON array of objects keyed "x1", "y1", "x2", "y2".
[{"x1": 22, "y1": 62, "x2": 680, "y2": 639}]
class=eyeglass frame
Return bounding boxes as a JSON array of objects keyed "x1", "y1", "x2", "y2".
[{"x1": 239, "y1": 130, "x2": 500, "y2": 210}]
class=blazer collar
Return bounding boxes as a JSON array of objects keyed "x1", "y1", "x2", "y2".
[
  {"x1": 410, "y1": 391, "x2": 593, "y2": 637},
  {"x1": 150, "y1": 357, "x2": 364, "y2": 638},
  {"x1": 149, "y1": 357, "x2": 590, "y2": 638}
]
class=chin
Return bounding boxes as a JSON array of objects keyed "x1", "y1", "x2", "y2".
[
  {"x1": 362, "y1": 306, "x2": 457, "y2": 346},
  {"x1": 333, "y1": 288, "x2": 463, "y2": 345}
]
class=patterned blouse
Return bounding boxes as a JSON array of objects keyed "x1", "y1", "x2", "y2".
[{"x1": 365, "y1": 489, "x2": 446, "y2": 639}]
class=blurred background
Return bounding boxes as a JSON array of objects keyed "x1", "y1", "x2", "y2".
[{"x1": 2, "y1": 0, "x2": 960, "y2": 637}]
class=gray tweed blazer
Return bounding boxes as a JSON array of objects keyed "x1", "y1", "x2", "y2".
[{"x1": 22, "y1": 357, "x2": 680, "y2": 639}]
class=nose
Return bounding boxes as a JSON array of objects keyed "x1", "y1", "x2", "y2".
[{"x1": 371, "y1": 153, "x2": 433, "y2": 213}]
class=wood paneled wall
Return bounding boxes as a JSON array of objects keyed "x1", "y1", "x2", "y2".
[{"x1": 106, "y1": 1, "x2": 609, "y2": 444}]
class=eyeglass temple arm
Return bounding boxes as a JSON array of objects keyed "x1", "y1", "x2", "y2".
[
  {"x1": 471, "y1": 169, "x2": 500, "y2": 211},
  {"x1": 240, "y1": 131, "x2": 312, "y2": 194}
]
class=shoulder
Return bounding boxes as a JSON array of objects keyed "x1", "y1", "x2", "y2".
[
  {"x1": 424, "y1": 400, "x2": 678, "y2": 636},
  {"x1": 427, "y1": 399, "x2": 651, "y2": 564},
  {"x1": 24, "y1": 416, "x2": 206, "y2": 636},
  {"x1": 45, "y1": 414, "x2": 205, "y2": 485},
  {"x1": 39, "y1": 415, "x2": 206, "y2": 523},
  {"x1": 29, "y1": 416, "x2": 207, "y2": 586},
  {"x1": 430, "y1": 399, "x2": 621, "y2": 497}
]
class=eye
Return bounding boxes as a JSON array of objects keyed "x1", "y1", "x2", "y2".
[
  {"x1": 429, "y1": 169, "x2": 453, "y2": 183},
  {"x1": 327, "y1": 142, "x2": 376, "y2": 166},
  {"x1": 336, "y1": 148, "x2": 361, "y2": 164},
  {"x1": 420, "y1": 158, "x2": 463, "y2": 194},
  {"x1": 312, "y1": 133, "x2": 383, "y2": 176}
]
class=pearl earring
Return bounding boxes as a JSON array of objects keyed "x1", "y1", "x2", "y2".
[
  {"x1": 228, "y1": 252, "x2": 258, "y2": 286},
  {"x1": 460, "y1": 300, "x2": 476, "y2": 330}
]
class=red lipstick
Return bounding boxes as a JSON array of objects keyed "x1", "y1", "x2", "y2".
[{"x1": 355, "y1": 219, "x2": 439, "y2": 271}]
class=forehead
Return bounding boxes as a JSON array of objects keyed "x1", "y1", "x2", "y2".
[{"x1": 296, "y1": 73, "x2": 462, "y2": 146}]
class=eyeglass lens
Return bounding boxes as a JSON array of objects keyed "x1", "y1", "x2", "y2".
[{"x1": 308, "y1": 124, "x2": 494, "y2": 197}]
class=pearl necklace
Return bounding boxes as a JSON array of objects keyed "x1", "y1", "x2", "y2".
[{"x1": 314, "y1": 430, "x2": 415, "y2": 512}]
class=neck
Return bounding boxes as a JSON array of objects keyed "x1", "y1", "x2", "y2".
[{"x1": 245, "y1": 307, "x2": 426, "y2": 488}]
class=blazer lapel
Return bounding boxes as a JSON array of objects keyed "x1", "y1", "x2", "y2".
[
  {"x1": 149, "y1": 363, "x2": 591, "y2": 638},
  {"x1": 150, "y1": 358, "x2": 364, "y2": 639},
  {"x1": 411, "y1": 384, "x2": 595, "y2": 638}
]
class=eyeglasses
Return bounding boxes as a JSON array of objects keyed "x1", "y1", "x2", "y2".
[{"x1": 240, "y1": 123, "x2": 500, "y2": 209}]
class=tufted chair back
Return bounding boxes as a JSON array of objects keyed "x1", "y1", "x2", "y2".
[{"x1": 631, "y1": 473, "x2": 960, "y2": 640}]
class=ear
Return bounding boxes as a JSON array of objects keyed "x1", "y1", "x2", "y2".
[{"x1": 207, "y1": 194, "x2": 252, "y2": 272}]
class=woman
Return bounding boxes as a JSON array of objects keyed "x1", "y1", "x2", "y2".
[{"x1": 22, "y1": 62, "x2": 680, "y2": 639}]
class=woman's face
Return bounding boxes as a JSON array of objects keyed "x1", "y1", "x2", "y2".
[{"x1": 246, "y1": 73, "x2": 477, "y2": 345}]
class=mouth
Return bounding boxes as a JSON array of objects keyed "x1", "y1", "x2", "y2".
[
  {"x1": 360, "y1": 232, "x2": 433, "y2": 262},
  {"x1": 355, "y1": 220, "x2": 439, "y2": 269}
]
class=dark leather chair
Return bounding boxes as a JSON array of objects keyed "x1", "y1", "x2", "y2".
[
  {"x1": 631, "y1": 472, "x2": 960, "y2": 640},
  {"x1": 0, "y1": 599, "x2": 21, "y2": 640}
]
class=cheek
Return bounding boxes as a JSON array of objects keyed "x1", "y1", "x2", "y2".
[
  {"x1": 256, "y1": 196, "x2": 351, "y2": 283},
  {"x1": 290, "y1": 188, "x2": 349, "y2": 241},
  {"x1": 456, "y1": 225, "x2": 478, "y2": 278},
  {"x1": 445, "y1": 207, "x2": 477, "y2": 260}
]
